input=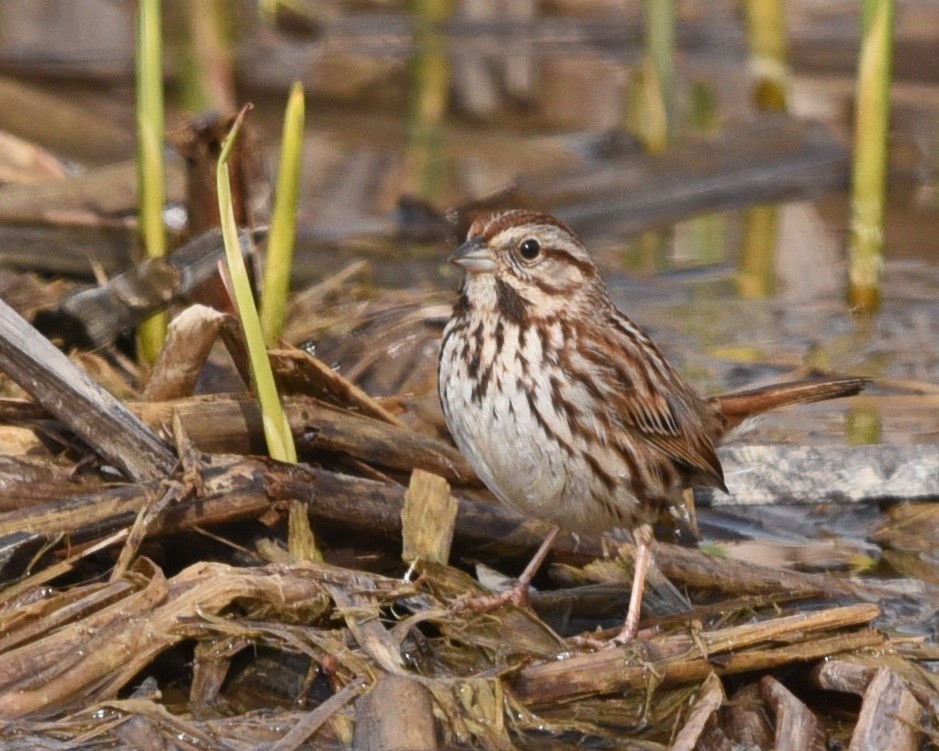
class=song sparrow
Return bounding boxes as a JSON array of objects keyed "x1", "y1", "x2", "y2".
[{"x1": 437, "y1": 209, "x2": 868, "y2": 643}]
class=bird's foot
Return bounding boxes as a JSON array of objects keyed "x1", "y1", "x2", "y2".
[
  {"x1": 568, "y1": 625, "x2": 647, "y2": 651},
  {"x1": 453, "y1": 581, "x2": 531, "y2": 613},
  {"x1": 613, "y1": 610, "x2": 641, "y2": 644}
]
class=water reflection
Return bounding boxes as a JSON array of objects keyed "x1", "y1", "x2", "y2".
[
  {"x1": 0, "y1": 3, "x2": 935, "y2": 395},
  {"x1": 406, "y1": 0, "x2": 451, "y2": 201}
]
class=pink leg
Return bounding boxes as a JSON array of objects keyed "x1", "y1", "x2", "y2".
[
  {"x1": 461, "y1": 526, "x2": 562, "y2": 611},
  {"x1": 614, "y1": 524, "x2": 653, "y2": 643}
]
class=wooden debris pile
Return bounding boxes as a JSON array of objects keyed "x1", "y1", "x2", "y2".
[{"x1": 0, "y1": 281, "x2": 937, "y2": 750}]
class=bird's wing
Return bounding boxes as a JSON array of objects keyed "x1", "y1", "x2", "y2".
[{"x1": 585, "y1": 322, "x2": 726, "y2": 490}]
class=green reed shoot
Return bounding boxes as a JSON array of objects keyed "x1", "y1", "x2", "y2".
[
  {"x1": 136, "y1": 0, "x2": 168, "y2": 363},
  {"x1": 744, "y1": 0, "x2": 789, "y2": 112},
  {"x1": 181, "y1": 0, "x2": 235, "y2": 112},
  {"x1": 637, "y1": 0, "x2": 675, "y2": 153},
  {"x1": 261, "y1": 82, "x2": 305, "y2": 346},
  {"x1": 217, "y1": 106, "x2": 297, "y2": 464},
  {"x1": 740, "y1": 1, "x2": 787, "y2": 298},
  {"x1": 848, "y1": 0, "x2": 895, "y2": 312},
  {"x1": 407, "y1": 0, "x2": 452, "y2": 198}
]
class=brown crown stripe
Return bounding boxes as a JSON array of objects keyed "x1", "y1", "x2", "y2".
[{"x1": 471, "y1": 210, "x2": 576, "y2": 242}]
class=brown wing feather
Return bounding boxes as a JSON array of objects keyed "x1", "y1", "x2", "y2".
[{"x1": 589, "y1": 314, "x2": 727, "y2": 491}]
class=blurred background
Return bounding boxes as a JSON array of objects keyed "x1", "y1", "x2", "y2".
[{"x1": 0, "y1": 0, "x2": 935, "y2": 444}]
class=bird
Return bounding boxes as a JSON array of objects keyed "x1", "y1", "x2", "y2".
[{"x1": 437, "y1": 209, "x2": 869, "y2": 643}]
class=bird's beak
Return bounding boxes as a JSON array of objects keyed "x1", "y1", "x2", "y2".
[{"x1": 448, "y1": 237, "x2": 497, "y2": 273}]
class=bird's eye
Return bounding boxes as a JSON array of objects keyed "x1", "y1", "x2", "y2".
[{"x1": 519, "y1": 238, "x2": 541, "y2": 260}]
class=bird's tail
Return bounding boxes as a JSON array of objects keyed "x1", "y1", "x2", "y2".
[{"x1": 710, "y1": 376, "x2": 870, "y2": 433}]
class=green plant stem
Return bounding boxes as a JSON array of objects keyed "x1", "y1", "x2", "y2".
[
  {"x1": 261, "y1": 82, "x2": 305, "y2": 346},
  {"x1": 744, "y1": 0, "x2": 789, "y2": 112},
  {"x1": 848, "y1": 0, "x2": 895, "y2": 312},
  {"x1": 181, "y1": 0, "x2": 235, "y2": 112},
  {"x1": 217, "y1": 105, "x2": 297, "y2": 465},
  {"x1": 738, "y1": 204, "x2": 778, "y2": 299},
  {"x1": 136, "y1": 0, "x2": 167, "y2": 363},
  {"x1": 407, "y1": 0, "x2": 452, "y2": 198},
  {"x1": 641, "y1": 0, "x2": 675, "y2": 151}
]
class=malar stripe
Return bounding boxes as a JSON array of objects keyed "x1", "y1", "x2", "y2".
[
  {"x1": 452, "y1": 289, "x2": 470, "y2": 318},
  {"x1": 494, "y1": 276, "x2": 529, "y2": 325}
]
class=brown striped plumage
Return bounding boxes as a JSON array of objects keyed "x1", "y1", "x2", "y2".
[{"x1": 437, "y1": 209, "x2": 868, "y2": 641}]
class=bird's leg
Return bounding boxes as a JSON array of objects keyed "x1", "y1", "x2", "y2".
[
  {"x1": 459, "y1": 525, "x2": 562, "y2": 611},
  {"x1": 614, "y1": 524, "x2": 654, "y2": 643}
]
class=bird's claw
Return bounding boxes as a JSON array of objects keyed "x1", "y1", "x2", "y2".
[{"x1": 452, "y1": 581, "x2": 531, "y2": 613}]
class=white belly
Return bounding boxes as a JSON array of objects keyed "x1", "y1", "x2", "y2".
[{"x1": 439, "y1": 316, "x2": 639, "y2": 534}]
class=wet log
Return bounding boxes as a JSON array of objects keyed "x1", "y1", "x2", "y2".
[
  {"x1": 808, "y1": 660, "x2": 876, "y2": 696},
  {"x1": 0, "y1": 455, "x2": 96, "y2": 510},
  {"x1": 510, "y1": 604, "x2": 882, "y2": 706},
  {"x1": 848, "y1": 667, "x2": 922, "y2": 751},
  {"x1": 282, "y1": 469, "x2": 880, "y2": 600},
  {"x1": 0, "y1": 456, "x2": 276, "y2": 546},
  {"x1": 760, "y1": 676, "x2": 825, "y2": 751},
  {"x1": 630, "y1": 538, "x2": 863, "y2": 599},
  {"x1": 0, "y1": 223, "x2": 137, "y2": 278},
  {"x1": 0, "y1": 298, "x2": 174, "y2": 482},
  {"x1": 670, "y1": 673, "x2": 725, "y2": 751},
  {"x1": 11, "y1": 8, "x2": 939, "y2": 88},
  {"x1": 352, "y1": 676, "x2": 438, "y2": 751},
  {"x1": 130, "y1": 394, "x2": 476, "y2": 484},
  {"x1": 0, "y1": 160, "x2": 186, "y2": 278},
  {"x1": 790, "y1": 17, "x2": 939, "y2": 84},
  {"x1": 0, "y1": 74, "x2": 133, "y2": 161},
  {"x1": 33, "y1": 229, "x2": 264, "y2": 349},
  {"x1": 723, "y1": 683, "x2": 774, "y2": 750},
  {"x1": 0, "y1": 453, "x2": 876, "y2": 606}
]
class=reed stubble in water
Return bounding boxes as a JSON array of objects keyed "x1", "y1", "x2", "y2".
[{"x1": 437, "y1": 210, "x2": 868, "y2": 643}]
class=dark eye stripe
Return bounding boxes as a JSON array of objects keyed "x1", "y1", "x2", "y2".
[{"x1": 542, "y1": 247, "x2": 596, "y2": 277}]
